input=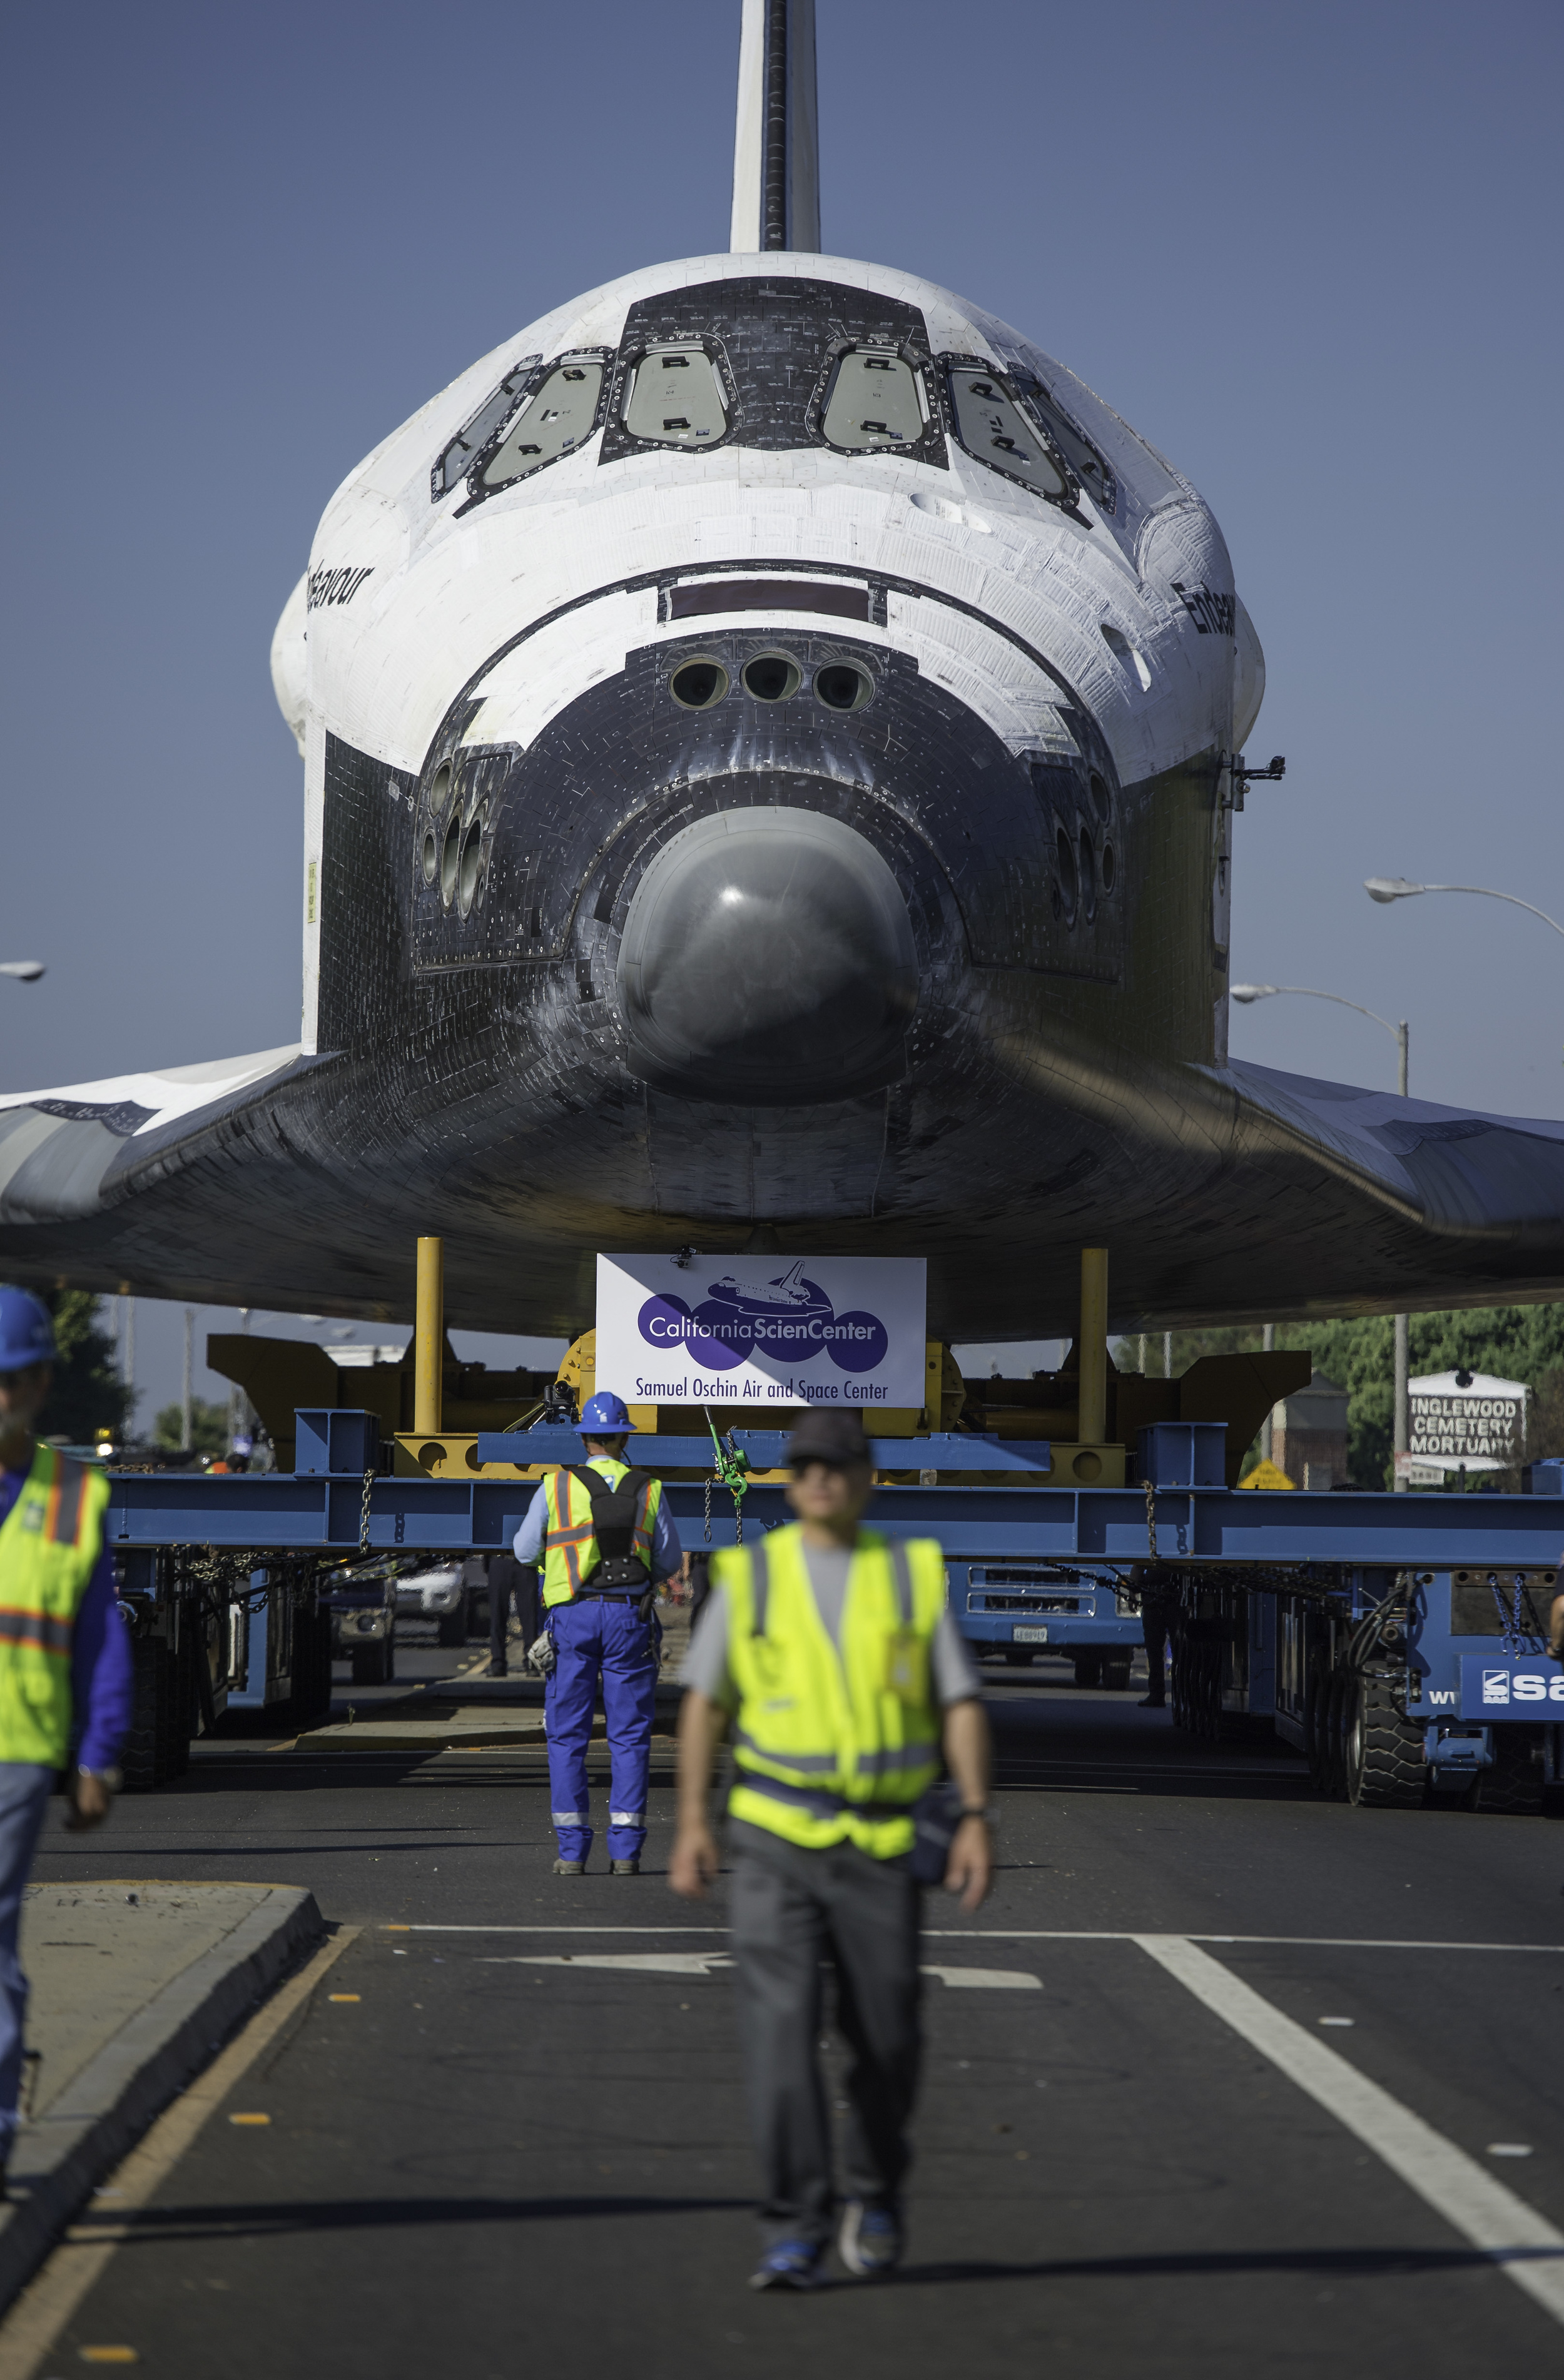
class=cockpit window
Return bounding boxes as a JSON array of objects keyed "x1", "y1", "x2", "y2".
[
  {"x1": 1024, "y1": 382, "x2": 1117, "y2": 516},
  {"x1": 945, "y1": 363, "x2": 1070, "y2": 502},
  {"x1": 478, "y1": 356, "x2": 607, "y2": 492},
  {"x1": 621, "y1": 344, "x2": 729, "y2": 448},
  {"x1": 820, "y1": 347, "x2": 928, "y2": 452},
  {"x1": 431, "y1": 358, "x2": 541, "y2": 499}
]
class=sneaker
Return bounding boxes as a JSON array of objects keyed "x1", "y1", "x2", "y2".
[
  {"x1": 609, "y1": 1858, "x2": 640, "y2": 1876},
  {"x1": 749, "y1": 2239, "x2": 824, "y2": 2292},
  {"x1": 482, "y1": 1661, "x2": 509, "y2": 1679},
  {"x1": 552, "y1": 1858, "x2": 585, "y2": 1876},
  {"x1": 838, "y1": 2202, "x2": 901, "y2": 2278}
]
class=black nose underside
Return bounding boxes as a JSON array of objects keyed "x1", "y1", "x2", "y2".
[{"x1": 617, "y1": 808, "x2": 919, "y2": 1104}]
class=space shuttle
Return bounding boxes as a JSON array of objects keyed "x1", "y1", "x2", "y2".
[{"x1": 4, "y1": 0, "x2": 1563, "y2": 1347}]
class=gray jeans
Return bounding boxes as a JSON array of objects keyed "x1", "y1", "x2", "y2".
[{"x1": 729, "y1": 1825, "x2": 922, "y2": 2247}]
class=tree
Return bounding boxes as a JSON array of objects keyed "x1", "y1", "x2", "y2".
[
  {"x1": 154, "y1": 1398, "x2": 230, "y2": 1457},
  {"x1": 40, "y1": 1291, "x2": 133, "y2": 1446},
  {"x1": 1113, "y1": 1305, "x2": 1564, "y2": 1489}
]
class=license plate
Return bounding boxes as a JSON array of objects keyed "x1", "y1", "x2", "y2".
[{"x1": 1012, "y1": 1625, "x2": 1049, "y2": 1643}]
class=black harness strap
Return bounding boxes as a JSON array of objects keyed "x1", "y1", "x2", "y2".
[{"x1": 568, "y1": 1466, "x2": 654, "y2": 1593}]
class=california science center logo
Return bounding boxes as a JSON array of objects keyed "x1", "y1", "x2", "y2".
[{"x1": 637, "y1": 1261, "x2": 888, "y2": 1375}]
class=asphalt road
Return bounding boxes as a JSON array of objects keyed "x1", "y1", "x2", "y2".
[{"x1": 18, "y1": 1646, "x2": 1564, "y2": 2377}]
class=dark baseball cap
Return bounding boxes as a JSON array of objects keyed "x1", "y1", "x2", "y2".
[{"x1": 786, "y1": 1411, "x2": 871, "y2": 1468}]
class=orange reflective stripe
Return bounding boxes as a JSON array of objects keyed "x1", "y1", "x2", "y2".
[{"x1": 0, "y1": 1608, "x2": 73, "y2": 1658}]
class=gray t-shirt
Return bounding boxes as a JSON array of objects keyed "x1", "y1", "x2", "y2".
[{"x1": 681, "y1": 1539, "x2": 980, "y2": 1711}]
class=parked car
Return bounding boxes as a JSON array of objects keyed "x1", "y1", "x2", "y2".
[{"x1": 394, "y1": 1561, "x2": 467, "y2": 1646}]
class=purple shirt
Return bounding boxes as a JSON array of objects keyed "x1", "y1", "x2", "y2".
[{"x1": 0, "y1": 1462, "x2": 133, "y2": 1771}]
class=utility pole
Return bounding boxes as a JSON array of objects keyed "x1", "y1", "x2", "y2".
[
  {"x1": 1261, "y1": 1322, "x2": 1275, "y2": 1464},
  {"x1": 123, "y1": 1299, "x2": 135, "y2": 1437},
  {"x1": 181, "y1": 1308, "x2": 195, "y2": 1451},
  {"x1": 1393, "y1": 1020, "x2": 1410, "y2": 1489}
]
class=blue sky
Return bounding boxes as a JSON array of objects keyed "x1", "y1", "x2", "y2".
[{"x1": 1, "y1": 0, "x2": 1558, "y2": 1415}]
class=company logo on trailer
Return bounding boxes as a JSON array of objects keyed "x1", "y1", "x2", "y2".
[
  {"x1": 636, "y1": 1260, "x2": 888, "y2": 1375},
  {"x1": 1481, "y1": 1668, "x2": 1511, "y2": 1704}
]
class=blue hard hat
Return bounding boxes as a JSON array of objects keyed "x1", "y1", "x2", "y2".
[
  {"x1": 578, "y1": 1390, "x2": 632, "y2": 1434},
  {"x1": 0, "y1": 1287, "x2": 56, "y2": 1373}
]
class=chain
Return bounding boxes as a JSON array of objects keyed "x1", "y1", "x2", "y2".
[
  {"x1": 360, "y1": 1469, "x2": 375, "y2": 1555},
  {"x1": 1144, "y1": 1477, "x2": 1158, "y2": 1565},
  {"x1": 703, "y1": 1405, "x2": 748, "y2": 1546},
  {"x1": 703, "y1": 1473, "x2": 713, "y2": 1545}
]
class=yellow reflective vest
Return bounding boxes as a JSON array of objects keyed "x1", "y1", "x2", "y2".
[
  {"x1": 541, "y1": 1458, "x2": 664, "y2": 1609},
  {"x1": 0, "y1": 1443, "x2": 110, "y2": 1767},
  {"x1": 711, "y1": 1524, "x2": 945, "y2": 1858}
]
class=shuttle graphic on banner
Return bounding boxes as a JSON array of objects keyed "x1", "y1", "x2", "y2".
[
  {"x1": 595, "y1": 1253, "x2": 927, "y2": 1406},
  {"x1": 1458, "y1": 1655, "x2": 1564, "y2": 1720}
]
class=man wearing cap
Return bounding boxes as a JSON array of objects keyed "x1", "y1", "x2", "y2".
[
  {"x1": 671, "y1": 1409, "x2": 992, "y2": 2291},
  {"x1": 0, "y1": 1288, "x2": 132, "y2": 2186},
  {"x1": 512, "y1": 1389, "x2": 683, "y2": 1876}
]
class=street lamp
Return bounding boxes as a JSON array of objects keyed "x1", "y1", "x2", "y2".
[
  {"x1": 1364, "y1": 877, "x2": 1564, "y2": 939},
  {"x1": 1230, "y1": 983, "x2": 1408, "y2": 1095},
  {"x1": 0, "y1": 963, "x2": 44, "y2": 982},
  {"x1": 1230, "y1": 981, "x2": 1412, "y2": 1487}
]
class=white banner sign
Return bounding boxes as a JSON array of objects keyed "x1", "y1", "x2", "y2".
[
  {"x1": 595, "y1": 1253, "x2": 928, "y2": 1409},
  {"x1": 1407, "y1": 1371, "x2": 1527, "y2": 1473}
]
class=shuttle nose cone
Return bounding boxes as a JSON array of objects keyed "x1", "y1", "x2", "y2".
[{"x1": 617, "y1": 808, "x2": 919, "y2": 1104}]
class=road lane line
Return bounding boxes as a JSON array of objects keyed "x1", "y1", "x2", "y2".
[
  {"x1": 1134, "y1": 1932, "x2": 1564, "y2": 2331},
  {"x1": 395, "y1": 1923, "x2": 1564, "y2": 1952},
  {"x1": 0, "y1": 1926, "x2": 360, "y2": 2380}
]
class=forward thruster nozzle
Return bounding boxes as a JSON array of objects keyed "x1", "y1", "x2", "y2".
[{"x1": 617, "y1": 807, "x2": 918, "y2": 1105}]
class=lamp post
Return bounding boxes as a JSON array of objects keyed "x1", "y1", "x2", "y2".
[
  {"x1": 1231, "y1": 983, "x2": 1411, "y2": 1486},
  {"x1": 1365, "y1": 878, "x2": 1564, "y2": 940}
]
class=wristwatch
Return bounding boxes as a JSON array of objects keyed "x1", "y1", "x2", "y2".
[{"x1": 75, "y1": 1765, "x2": 122, "y2": 1792}]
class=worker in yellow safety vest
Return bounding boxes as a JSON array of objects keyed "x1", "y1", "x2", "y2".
[
  {"x1": 512, "y1": 1390, "x2": 684, "y2": 1875},
  {"x1": 0, "y1": 1288, "x2": 131, "y2": 2187},
  {"x1": 672, "y1": 1408, "x2": 993, "y2": 2291}
]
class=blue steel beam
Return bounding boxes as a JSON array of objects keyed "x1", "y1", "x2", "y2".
[
  {"x1": 472, "y1": 1429, "x2": 1052, "y2": 1472},
  {"x1": 103, "y1": 1465, "x2": 1564, "y2": 1568}
]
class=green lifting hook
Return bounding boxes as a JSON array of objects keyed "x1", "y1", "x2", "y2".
[{"x1": 703, "y1": 1405, "x2": 750, "y2": 1546}]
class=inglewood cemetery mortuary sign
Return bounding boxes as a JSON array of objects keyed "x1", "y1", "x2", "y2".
[{"x1": 1402, "y1": 1370, "x2": 1528, "y2": 1483}]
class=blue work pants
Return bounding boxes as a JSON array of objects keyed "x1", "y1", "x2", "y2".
[
  {"x1": 0, "y1": 1764, "x2": 55, "y2": 2158},
  {"x1": 544, "y1": 1597, "x2": 658, "y2": 1864}
]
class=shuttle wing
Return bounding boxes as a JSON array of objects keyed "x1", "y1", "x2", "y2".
[{"x1": 2, "y1": 1041, "x2": 1563, "y2": 1334}]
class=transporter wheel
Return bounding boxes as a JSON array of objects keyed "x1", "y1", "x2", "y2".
[
  {"x1": 122, "y1": 1628, "x2": 171, "y2": 1793},
  {"x1": 1101, "y1": 1654, "x2": 1133, "y2": 1692},
  {"x1": 437, "y1": 1608, "x2": 466, "y2": 1648},
  {"x1": 350, "y1": 1639, "x2": 393, "y2": 1687},
  {"x1": 1002, "y1": 1649, "x2": 1035, "y2": 1666},
  {"x1": 287, "y1": 1606, "x2": 334, "y2": 1722},
  {"x1": 1344, "y1": 1676, "x2": 1426, "y2": 1808},
  {"x1": 1475, "y1": 1726, "x2": 1546, "y2": 1816},
  {"x1": 1327, "y1": 1664, "x2": 1357, "y2": 1799},
  {"x1": 1073, "y1": 1652, "x2": 1104, "y2": 1689},
  {"x1": 1304, "y1": 1650, "x2": 1333, "y2": 1792}
]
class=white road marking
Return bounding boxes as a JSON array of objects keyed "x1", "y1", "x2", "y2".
[
  {"x1": 497, "y1": 1951, "x2": 1040, "y2": 1989},
  {"x1": 395, "y1": 1924, "x2": 1564, "y2": 1953},
  {"x1": 495, "y1": 1952, "x2": 734, "y2": 1976},
  {"x1": 922, "y1": 1967, "x2": 1041, "y2": 1991},
  {"x1": 1135, "y1": 1933, "x2": 1564, "y2": 2332}
]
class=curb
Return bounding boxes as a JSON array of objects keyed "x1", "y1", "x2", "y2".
[{"x1": 0, "y1": 1884, "x2": 323, "y2": 2313}]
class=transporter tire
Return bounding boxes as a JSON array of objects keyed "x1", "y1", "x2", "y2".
[
  {"x1": 1322, "y1": 1664, "x2": 1352, "y2": 1800},
  {"x1": 1303, "y1": 1649, "x2": 1333, "y2": 1792},
  {"x1": 287, "y1": 1606, "x2": 333, "y2": 1722},
  {"x1": 1073, "y1": 1653, "x2": 1103, "y2": 1688},
  {"x1": 122, "y1": 1628, "x2": 171, "y2": 1793},
  {"x1": 1475, "y1": 1726, "x2": 1546, "y2": 1816},
  {"x1": 1344, "y1": 1676, "x2": 1426, "y2": 1808},
  {"x1": 1102, "y1": 1654, "x2": 1133, "y2": 1692},
  {"x1": 350, "y1": 1638, "x2": 394, "y2": 1687},
  {"x1": 437, "y1": 1608, "x2": 466, "y2": 1648}
]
